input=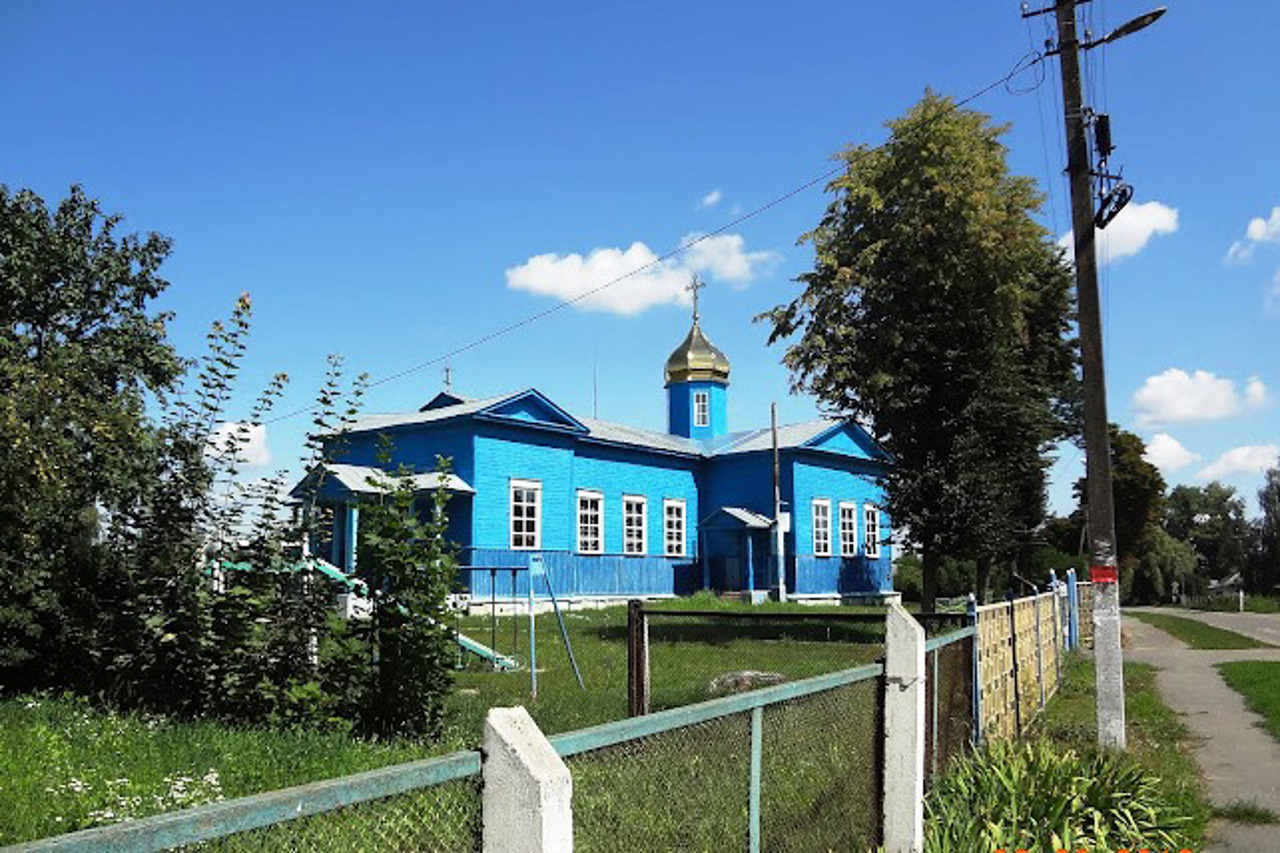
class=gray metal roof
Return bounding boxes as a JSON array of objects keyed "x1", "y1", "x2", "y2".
[
  {"x1": 341, "y1": 391, "x2": 870, "y2": 460},
  {"x1": 577, "y1": 418, "x2": 704, "y2": 455},
  {"x1": 347, "y1": 395, "x2": 507, "y2": 433},
  {"x1": 324, "y1": 463, "x2": 475, "y2": 495}
]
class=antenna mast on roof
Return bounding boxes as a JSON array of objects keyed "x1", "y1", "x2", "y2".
[{"x1": 444, "y1": 362, "x2": 452, "y2": 393}]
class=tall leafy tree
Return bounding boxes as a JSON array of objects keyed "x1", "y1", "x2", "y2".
[
  {"x1": 1255, "y1": 466, "x2": 1280, "y2": 594},
  {"x1": 760, "y1": 93, "x2": 1077, "y2": 609},
  {"x1": 1166, "y1": 482, "x2": 1251, "y2": 585},
  {"x1": 0, "y1": 184, "x2": 189, "y2": 689}
]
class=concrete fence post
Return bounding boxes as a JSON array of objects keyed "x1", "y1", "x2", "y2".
[
  {"x1": 483, "y1": 707, "x2": 573, "y2": 853},
  {"x1": 883, "y1": 602, "x2": 925, "y2": 853}
]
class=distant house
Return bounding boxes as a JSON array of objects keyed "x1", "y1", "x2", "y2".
[{"x1": 291, "y1": 305, "x2": 896, "y2": 605}]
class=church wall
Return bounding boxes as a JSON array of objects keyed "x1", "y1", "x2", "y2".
[
  {"x1": 789, "y1": 455, "x2": 892, "y2": 596},
  {"x1": 465, "y1": 429, "x2": 700, "y2": 598},
  {"x1": 326, "y1": 423, "x2": 476, "y2": 484}
]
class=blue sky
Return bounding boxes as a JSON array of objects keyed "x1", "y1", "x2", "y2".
[{"x1": 4, "y1": 1, "x2": 1277, "y2": 518}]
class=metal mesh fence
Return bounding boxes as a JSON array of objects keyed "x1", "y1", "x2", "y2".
[
  {"x1": 567, "y1": 710, "x2": 752, "y2": 852},
  {"x1": 190, "y1": 775, "x2": 482, "y2": 852},
  {"x1": 759, "y1": 677, "x2": 881, "y2": 852},
  {"x1": 638, "y1": 610, "x2": 884, "y2": 713},
  {"x1": 924, "y1": 635, "x2": 974, "y2": 788}
]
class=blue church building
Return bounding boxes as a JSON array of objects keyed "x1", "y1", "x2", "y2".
[{"x1": 295, "y1": 303, "x2": 896, "y2": 605}]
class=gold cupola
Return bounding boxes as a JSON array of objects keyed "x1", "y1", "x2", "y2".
[
  {"x1": 664, "y1": 321, "x2": 731, "y2": 384},
  {"x1": 664, "y1": 275, "x2": 731, "y2": 385}
]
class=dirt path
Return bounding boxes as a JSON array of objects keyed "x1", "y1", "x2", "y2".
[{"x1": 1122, "y1": 613, "x2": 1280, "y2": 851}]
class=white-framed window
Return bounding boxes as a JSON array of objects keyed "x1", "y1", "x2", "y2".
[
  {"x1": 812, "y1": 498, "x2": 832, "y2": 557},
  {"x1": 623, "y1": 495, "x2": 647, "y2": 555},
  {"x1": 864, "y1": 503, "x2": 881, "y2": 558},
  {"x1": 693, "y1": 391, "x2": 710, "y2": 427},
  {"x1": 838, "y1": 501, "x2": 859, "y2": 557},
  {"x1": 577, "y1": 489, "x2": 603, "y2": 554},
  {"x1": 663, "y1": 498, "x2": 686, "y2": 557},
  {"x1": 510, "y1": 479, "x2": 541, "y2": 550}
]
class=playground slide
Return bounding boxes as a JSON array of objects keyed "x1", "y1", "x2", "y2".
[{"x1": 453, "y1": 632, "x2": 518, "y2": 671}]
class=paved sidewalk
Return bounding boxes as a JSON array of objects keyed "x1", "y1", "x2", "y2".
[
  {"x1": 1132, "y1": 606, "x2": 1280, "y2": 647},
  {"x1": 1123, "y1": 614, "x2": 1280, "y2": 851}
]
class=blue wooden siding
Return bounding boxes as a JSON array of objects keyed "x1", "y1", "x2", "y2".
[
  {"x1": 571, "y1": 444, "x2": 699, "y2": 557},
  {"x1": 327, "y1": 424, "x2": 476, "y2": 484},
  {"x1": 701, "y1": 452, "x2": 774, "y2": 519},
  {"x1": 803, "y1": 422, "x2": 882, "y2": 460},
  {"x1": 666, "y1": 380, "x2": 728, "y2": 439},
  {"x1": 788, "y1": 455, "x2": 892, "y2": 595},
  {"x1": 463, "y1": 549, "x2": 698, "y2": 598},
  {"x1": 472, "y1": 424, "x2": 575, "y2": 551}
]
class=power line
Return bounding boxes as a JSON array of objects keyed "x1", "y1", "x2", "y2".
[{"x1": 263, "y1": 49, "x2": 1046, "y2": 429}]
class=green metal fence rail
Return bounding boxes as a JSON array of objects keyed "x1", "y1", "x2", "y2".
[{"x1": 4, "y1": 752, "x2": 482, "y2": 853}]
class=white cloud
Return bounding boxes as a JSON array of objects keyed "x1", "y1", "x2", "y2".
[
  {"x1": 1133, "y1": 368, "x2": 1268, "y2": 427},
  {"x1": 505, "y1": 232, "x2": 779, "y2": 315},
  {"x1": 1058, "y1": 200, "x2": 1178, "y2": 264},
  {"x1": 697, "y1": 189, "x2": 722, "y2": 209},
  {"x1": 208, "y1": 422, "x2": 271, "y2": 468},
  {"x1": 1225, "y1": 206, "x2": 1280, "y2": 264},
  {"x1": 681, "y1": 232, "x2": 780, "y2": 287},
  {"x1": 1267, "y1": 268, "x2": 1280, "y2": 315},
  {"x1": 1195, "y1": 445, "x2": 1280, "y2": 481},
  {"x1": 1142, "y1": 433, "x2": 1201, "y2": 473}
]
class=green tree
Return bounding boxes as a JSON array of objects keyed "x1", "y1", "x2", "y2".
[
  {"x1": 1131, "y1": 526, "x2": 1196, "y2": 604},
  {"x1": 759, "y1": 93, "x2": 1078, "y2": 609},
  {"x1": 345, "y1": 453, "x2": 457, "y2": 738},
  {"x1": 1254, "y1": 466, "x2": 1280, "y2": 593},
  {"x1": 1166, "y1": 482, "x2": 1251, "y2": 584},
  {"x1": 1072, "y1": 426, "x2": 1166, "y2": 563},
  {"x1": 0, "y1": 184, "x2": 191, "y2": 690}
]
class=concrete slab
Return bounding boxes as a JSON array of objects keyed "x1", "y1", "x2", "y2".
[{"x1": 1122, "y1": 614, "x2": 1280, "y2": 852}]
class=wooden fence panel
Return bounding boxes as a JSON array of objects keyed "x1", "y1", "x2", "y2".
[
  {"x1": 975, "y1": 603, "x2": 1016, "y2": 741},
  {"x1": 1036, "y1": 592, "x2": 1059, "y2": 701},
  {"x1": 1012, "y1": 598, "x2": 1039, "y2": 727}
]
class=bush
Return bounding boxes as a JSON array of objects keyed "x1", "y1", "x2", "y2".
[{"x1": 925, "y1": 740, "x2": 1191, "y2": 852}]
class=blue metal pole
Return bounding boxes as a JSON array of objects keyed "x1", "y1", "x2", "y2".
[
  {"x1": 967, "y1": 593, "x2": 981, "y2": 746},
  {"x1": 1067, "y1": 568, "x2": 1080, "y2": 650},
  {"x1": 745, "y1": 533, "x2": 756, "y2": 602},
  {"x1": 749, "y1": 705, "x2": 763, "y2": 853}
]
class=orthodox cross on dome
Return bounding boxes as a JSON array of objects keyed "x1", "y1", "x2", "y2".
[{"x1": 686, "y1": 275, "x2": 705, "y2": 324}]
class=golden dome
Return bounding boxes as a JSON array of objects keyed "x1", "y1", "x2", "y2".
[{"x1": 664, "y1": 322, "x2": 731, "y2": 384}]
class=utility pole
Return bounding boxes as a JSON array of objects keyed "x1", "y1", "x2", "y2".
[
  {"x1": 1043, "y1": 0, "x2": 1163, "y2": 751},
  {"x1": 772, "y1": 403, "x2": 787, "y2": 603}
]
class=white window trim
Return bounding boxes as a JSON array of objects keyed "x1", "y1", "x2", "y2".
[
  {"x1": 623, "y1": 494, "x2": 647, "y2": 556},
  {"x1": 864, "y1": 503, "x2": 881, "y2": 559},
  {"x1": 509, "y1": 478, "x2": 542, "y2": 551},
  {"x1": 693, "y1": 390, "x2": 710, "y2": 427},
  {"x1": 577, "y1": 489, "x2": 603, "y2": 555},
  {"x1": 663, "y1": 498, "x2": 686, "y2": 558},
  {"x1": 812, "y1": 498, "x2": 832, "y2": 557},
  {"x1": 838, "y1": 501, "x2": 859, "y2": 557}
]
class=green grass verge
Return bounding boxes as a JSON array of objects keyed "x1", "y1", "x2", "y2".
[
  {"x1": 1216, "y1": 660, "x2": 1280, "y2": 744},
  {"x1": 2, "y1": 596, "x2": 886, "y2": 844},
  {"x1": 1127, "y1": 611, "x2": 1273, "y2": 649},
  {"x1": 1026, "y1": 656, "x2": 1212, "y2": 845},
  {"x1": 1212, "y1": 800, "x2": 1280, "y2": 824}
]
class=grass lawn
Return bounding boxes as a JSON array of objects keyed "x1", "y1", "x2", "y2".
[
  {"x1": 1127, "y1": 611, "x2": 1274, "y2": 649},
  {"x1": 2, "y1": 594, "x2": 887, "y2": 844},
  {"x1": 1216, "y1": 660, "x2": 1280, "y2": 745},
  {"x1": 1031, "y1": 656, "x2": 1212, "y2": 845}
]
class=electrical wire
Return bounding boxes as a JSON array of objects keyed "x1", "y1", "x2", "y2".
[{"x1": 262, "y1": 48, "x2": 1050, "y2": 429}]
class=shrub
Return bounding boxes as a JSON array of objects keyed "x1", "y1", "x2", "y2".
[{"x1": 925, "y1": 740, "x2": 1191, "y2": 852}]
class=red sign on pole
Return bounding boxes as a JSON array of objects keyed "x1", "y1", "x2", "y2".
[{"x1": 1090, "y1": 566, "x2": 1118, "y2": 584}]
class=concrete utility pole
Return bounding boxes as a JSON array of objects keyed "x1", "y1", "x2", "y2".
[{"x1": 1054, "y1": 0, "x2": 1126, "y2": 751}]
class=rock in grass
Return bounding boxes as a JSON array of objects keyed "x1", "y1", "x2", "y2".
[{"x1": 709, "y1": 671, "x2": 786, "y2": 695}]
